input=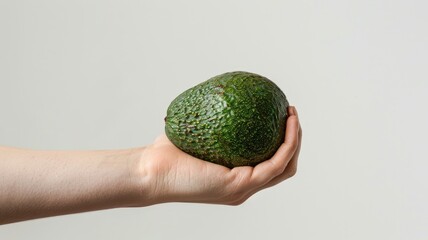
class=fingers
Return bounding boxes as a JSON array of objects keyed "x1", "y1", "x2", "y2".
[
  {"x1": 227, "y1": 119, "x2": 302, "y2": 205},
  {"x1": 247, "y1": 106, "x2": 300, "y2": 188},
  {"x1": 260, "y1": 122, "x2": 302, "y2": 189}
]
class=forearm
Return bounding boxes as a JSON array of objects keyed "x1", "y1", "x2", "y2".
[{"x1": 0, "y1": 146, "x2": 144, "y2": 224}]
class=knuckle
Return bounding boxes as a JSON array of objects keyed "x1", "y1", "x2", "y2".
[
  {"x1": 228, "y1": 191, "x2": 244, "y2": 202},
  {"x1": 221, "y1": 188, "x2": 249, "y2": 205},
  {"x1": 227, "y1": 198, "x2": 247, "y2": 206},
  {"x1": 268, "y1": 160, "x2": 285, "y2": 177},
  {"x1": 290, "y1": 139, "x2": 299, "y2": 150},
  {"x1": 289, "y1": 166, "x2": 297, "y2": 177},
  {"x1": 275, "y1": 163, "x2": 286, "y2": 176}
]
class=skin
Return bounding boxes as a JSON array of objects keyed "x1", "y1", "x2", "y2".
[{"x1": 0, "y1": 106, "x2": 302, "y2": 225}]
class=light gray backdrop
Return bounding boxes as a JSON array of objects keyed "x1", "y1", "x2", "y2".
[{"x1": 1, "y1": 0, "x2": 427, "y2": 239}]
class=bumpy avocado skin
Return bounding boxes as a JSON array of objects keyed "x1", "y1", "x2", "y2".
[{"x1": 165, "y1": 71, "x2": 289, "y2": 168}]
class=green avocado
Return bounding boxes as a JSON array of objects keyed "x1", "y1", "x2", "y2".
[{"x1": 165, "y1": 71, "x2": 289, "y2": 168}]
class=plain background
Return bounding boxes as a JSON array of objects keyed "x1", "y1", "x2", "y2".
[{"x1": 1, "y1": 0, "x2": 427, "y2": 239}]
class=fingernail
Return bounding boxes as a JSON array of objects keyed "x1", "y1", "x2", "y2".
[
  {"x1": 293, "y1": 107, "x2": 299, "y2": 117},
  {"x1": 289, "y1": 106, "x2": 296, "y2": 115}
]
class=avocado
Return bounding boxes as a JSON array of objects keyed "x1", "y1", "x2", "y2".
[{"x1": 165, "y1": 71, "x2": 289, "y2": 168}]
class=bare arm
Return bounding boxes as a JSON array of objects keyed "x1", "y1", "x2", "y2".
[
  {"x1": 0, "y1": 106, "x2": 301, "y2": 225},
  {"x1": 0, "y1": 147, "x2": 145, "y2": 224}
]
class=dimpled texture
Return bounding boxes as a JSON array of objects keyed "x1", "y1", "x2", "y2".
[{"x1": 165, "y1": 71, "x2": 289, "y2": 168}]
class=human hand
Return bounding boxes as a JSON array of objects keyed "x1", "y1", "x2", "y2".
[
  {"x1": 137, "y1": 106, "x2": 302, "y2": 206},
  {"x1": 0, "y1": 107, "x2": 300, "y2": 224}
]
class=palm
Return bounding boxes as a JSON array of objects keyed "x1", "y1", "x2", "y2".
[{"x1": 143, "y1": 135, "x2": 233, "y2": 202}]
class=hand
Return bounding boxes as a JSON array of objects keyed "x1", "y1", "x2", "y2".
[
  {"x1": 137, "y1": 106, "x2": 302, "y2": 206},
  {"x1": 0, "y1": 106, "x2": 301, "y2": 224}
]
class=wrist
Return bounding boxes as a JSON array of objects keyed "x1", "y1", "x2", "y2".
[
  {"x1": 117, "y1": 147, "x2": 151, "y2": 207},
  {"x1": 125, "y1": 145, "x2": 167, "y2": 207}
]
